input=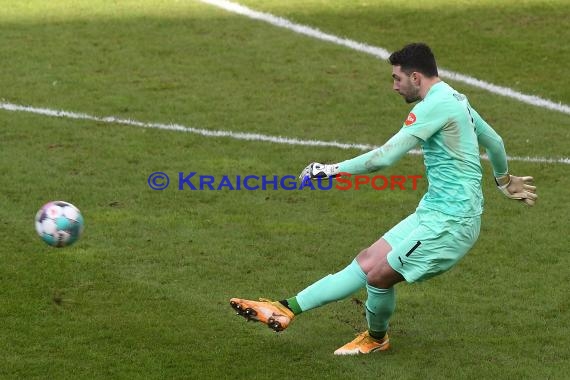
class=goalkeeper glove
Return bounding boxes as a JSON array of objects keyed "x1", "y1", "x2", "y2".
[
  {"x1": 299, "y1": 162, "x2": 340, "y2": 184},
  {"x1": 495, "y1": 174, "x2": 537, "y2": 206}
]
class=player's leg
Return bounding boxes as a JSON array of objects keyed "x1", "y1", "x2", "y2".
[
  {"x1": 334, "y1": 237, "x2": 407, "y2": 355},
  {"x1": 282, "y1": 211, "x2": 418, "y2": 313},
  {"x1": 335, "y1": 212, "x2": 439, "y2": 355},
  {"x1": 230, "y1": 258, "x2": 368, "y2": 332},
  {"x1": 230, "y1": 212, "x2": 418, "y2": 333},
  {"x1": 335, "y1": 209, "x2": 481, "y2": 354}
]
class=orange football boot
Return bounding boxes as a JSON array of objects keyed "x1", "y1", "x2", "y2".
[
  {"x1": 230, "y1": 298, "x2": 295, "y2": 332},
  {"x1": 333, "y1": 331, "x2": 390, "y2": 355}
]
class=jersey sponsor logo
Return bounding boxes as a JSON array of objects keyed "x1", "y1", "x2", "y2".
[{"x1": 404, "y1": 112, "x2": 416, "y2": 126}]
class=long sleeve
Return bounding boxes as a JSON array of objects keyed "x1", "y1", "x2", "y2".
[
  {"x1": 338, "y1": 129, "x2": 420, "y2": 175},
  {"x1": 471, "y1": 107, "x2": 508, "y2": 177}
]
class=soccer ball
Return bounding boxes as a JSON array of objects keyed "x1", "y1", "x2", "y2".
[{"x1": 35, "y1": 201, "x2": 84, "y2": 247}]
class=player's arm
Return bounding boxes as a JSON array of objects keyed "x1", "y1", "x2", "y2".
[
  {"x1": 471, "y1": 106, "x2": 508, "y2": 177},
  {"x1": 298, "y1": 129, "x2": 419, "y2": 181},
  {"x1": 471, "y1": 107, "x2": 537, "y2": 206}
]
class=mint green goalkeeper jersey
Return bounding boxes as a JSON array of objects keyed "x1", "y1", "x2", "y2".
[
  {"x1": 339, "y1": 81, "x2": 508, "y2": 217},
  {"x1": 401, "y1": 81, "x2": 483, "y2": 216}
]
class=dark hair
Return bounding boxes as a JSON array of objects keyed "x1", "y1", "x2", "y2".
[{"x1": 388, "y1": 43, "x2": 438, "y2": 77}]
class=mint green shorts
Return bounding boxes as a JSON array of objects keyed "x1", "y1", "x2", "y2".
[{"x1": 384, "y1": 208, "x2": 481, "y2": 283}]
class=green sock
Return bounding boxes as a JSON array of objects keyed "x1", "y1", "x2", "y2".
[
  {"x1": 365, "y1": 284, "x2": 395, "y2": 338},
  {"x1": 295, "y1": 259, "x2": 367, "y2": 312}
]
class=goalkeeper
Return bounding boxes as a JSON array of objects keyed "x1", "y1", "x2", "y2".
[{"x1": 230, "y1": 43, "x2": 537, "y2": 355}]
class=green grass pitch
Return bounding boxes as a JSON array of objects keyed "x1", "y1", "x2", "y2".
[{"x1": 0, "y1": 0, "x2": 568, "y2": 379}]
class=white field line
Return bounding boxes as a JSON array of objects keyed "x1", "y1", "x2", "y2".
[
  {"x1": 1, "y1": 101, "x2": 568, "y2": 165},
  {"x1": 199, "y1": 0, "x2": 570, "y2": 115}
]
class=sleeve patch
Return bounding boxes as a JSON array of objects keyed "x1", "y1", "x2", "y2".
[{"x1": 404, "y1": 112, "x2": 416, "y2": 126}]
